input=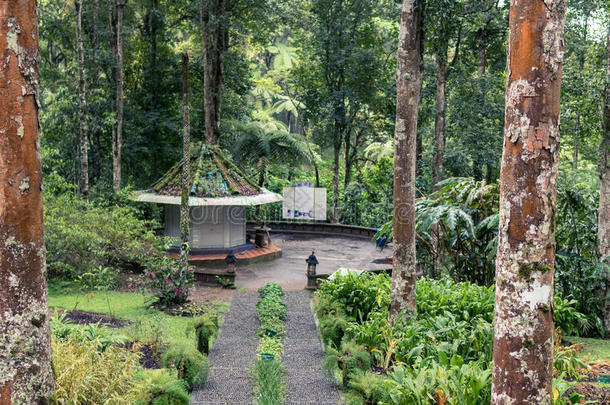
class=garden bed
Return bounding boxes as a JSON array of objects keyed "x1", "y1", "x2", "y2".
[
  {"x1": 47, "y1": 279, "x2": 225, "y2": 404},
  {"x1": 312, "y1": 272, "x2": 608, "y2": 404},
  {"x1": 56, "y1": 309, "x2": 133, "y2": 328},
  {"x1": 123, "y1": 341, "x2": 165, "y2": 369}
]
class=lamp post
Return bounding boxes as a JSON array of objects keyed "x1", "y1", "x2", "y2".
[
  {"x1": 306, "y1": 251, "x2": 320, "y2": 290},
  {"x1": 306, "y1": 251, "x2": 318, "y2": 276},
  {"x1": 225, "y1": 251, "x2": 237, "y2": 273}
]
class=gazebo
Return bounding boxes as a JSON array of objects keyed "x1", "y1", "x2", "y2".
[{"x1": 133, "y1": 144, "x2": 282, "y2": 253}]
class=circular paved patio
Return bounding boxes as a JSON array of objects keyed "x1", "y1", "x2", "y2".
[{"x1": 233, "y1": 233, "x2": 391, "y2": 290}]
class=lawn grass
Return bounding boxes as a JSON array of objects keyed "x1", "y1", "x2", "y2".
[
  {"x1": 48, "y1": 279, "x2": 227, "y2": 350},
  {"x1": 565, "y1": 336, "x2": 610, "y2": 362}
]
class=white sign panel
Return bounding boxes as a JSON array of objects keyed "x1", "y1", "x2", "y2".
[
  {"x1": 314, "y1": 187, "x2": 327, "y2": 220},
  {"x1": 282, "y1": 187, "x2": 295, "y2": 219},
  {"x1": 282, "y1": 184, "x2": 326, "y2": 220}
]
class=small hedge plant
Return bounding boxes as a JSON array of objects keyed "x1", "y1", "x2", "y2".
[
  {"x1": 135, "y1": 369, "x2": 190, "y2": 405},
  {"x1": 253, "y1": 283, "x2": 288, "y2": 404},
  {"x1": 256, "y1": 283, "x2": 287, "y2": 339},
  {"x1": 162, "y1": 344, "x2": 209, "y2": 391}
]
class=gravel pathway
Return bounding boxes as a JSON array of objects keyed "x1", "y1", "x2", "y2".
[
  {"x1": 191, "y1": 290, "x2": 259, "y2": 405},
  {"x1": 284, "y1": 291, "x2": 342, "y2": 405}
]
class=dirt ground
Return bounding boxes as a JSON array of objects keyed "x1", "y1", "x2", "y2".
[{"x1": 189, "y1": 285, "x2": 235, "y2": 303}]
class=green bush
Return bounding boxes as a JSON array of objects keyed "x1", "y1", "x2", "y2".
[
  {"x1": 317, "y1": 272, "x2": 391, "y2": 323},
  {"x1": 51, "y1": 337, "x2": 143, "y2": 404},
  {"x1": 553, "y1": 293, "x2": 592, "y2": 337},
  {"x1": 318, "y1": 309, "x2": 351, "y2": 349},
  {"x1": 135, "y1": 369, "x2": 190, "y2": 405},
  {"x1": 190, "y1": 314, "x2": 220, "y2": 355},
  {"x1": 141, "y1": 255, "x2": 194, "y2": 306},
  {"x1": 344, "y1": 370, "x2": 387, "y2": 405},
  {"x1": 162, "y1": 344, "x2": 209, "y2": 391},
  {"x1": 258, "y1": 282, "x2": 285, "y2": 299},
  {"x1": 253, "y1": 283, "x2": 288, "y2": 404},
  {"x1": 323, "y1": 340, "x2": 371, "y2": 388},
  {"x1": 44, "y1": 193, "x2": 165, "y2": 279},
  {"x1": 50, "y1": 312, "x2": 129, "y2": 352},
  {"x1": 315, "y1": 273, "x2": 587, "y2": 404},
  {"x1": 252, "y1": 359, "x2": 287, "y2": 405},
  {"x1": 257, "y1": 316, "x2": 286, "y2": 340},
  {"x1": 257, "y1": 335, "x2": 284, "y2": 361},
  {"x1": 383, "y1": 361, "x2": 492, "y2": 405},
  {"x1": 416, "y1": 278, "x2": 494, "y2": 322},
  {"x1": 256, "y1": 284, "x2": 287, "y2": 321}
]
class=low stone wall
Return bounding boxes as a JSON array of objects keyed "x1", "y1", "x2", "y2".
[{"x1": 246, "y1": 221, "x2": 377, "y2": 240}]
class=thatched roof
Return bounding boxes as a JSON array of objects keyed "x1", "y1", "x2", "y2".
[{"x1": 132, "y1": 144, "x2": 282, "y2": 206}]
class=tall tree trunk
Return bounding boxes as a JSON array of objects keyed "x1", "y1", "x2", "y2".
[
  {"x1": 344, "y1": 131, "x2": 351, "y2": 190},
  {"x1": 108, "y1": 0, "x2": 117, "y2": 186},
  {"x1": 476, "y1": 28, "x2": 487, "y2": 95},
  {"x1": 597, "y1": 27, "x2": 610, "y2": 337},
  {"x1": 146, "y1": 0, "x2": 160, "y2": 182},
  {"x1": 112, "y1": 0, "x2": 124, "y2": 192},
  {"x1": 432, "y1": 51, "x2": 447, "y2": 279},
  {"x1": 572, "y1": 16, "x2": 588, "y2": 172},
  {"x1": 572, "y1": 133, "x2": 579, "y2": 170},
  {"x1": 91, "y1": 0, "x2": 101, "y2": 182},
  {"x1": 491, "y1": 1, "x2": 566, "y2": 403},
  {"x1": 433, "y1": 51, "x2": 447, "y2": 189},
  {"x1": 344, "y1": 129, "x2": 360, "y2": 191},
  {"x1": 180, "y1": 53, "x2": 191, "y2": 279},
  {"x1": 389, "y1": 0, "x2": 424, "y2": 322},
  {"x1": 76, "y1": 0, "x2": 89, "y2": 200},
  {"x1": 332, "y1": 137, "x2": 340, "y2": 223},
  {"x1": 0, "y1": 1, "x2": 55, "y2": 401},
  {"x1": 200, "y1": 0, "x2": 227, "y2": 145}
]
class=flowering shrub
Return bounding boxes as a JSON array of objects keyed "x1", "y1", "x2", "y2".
[{"x1": 141, "y1": 256, "x2": 194, "y2": 306}]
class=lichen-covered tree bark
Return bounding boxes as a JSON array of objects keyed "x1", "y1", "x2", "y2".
[
  {"x1": 112, "y1": 0, "x2": 125, "y2": 192},
  {"x1": 76, "y1": 0, "x2": 89, "y2": 200},
  {"x1": 389, "y1": 0, "x2": 424, "y2": 322},
  {"x1": 0, "y1": 1, "x2": 55, "y2": 402},
  {"x1": 180, "y1": 53, "x2": 191, "y2": 276},
  {"x1": 492, "y1": 1, "x2": 566, "y2": 403},
  {"x1": 200, "y1": 0, "x2": 227, "y2": 146},
  {"x1": 597, "y1": 27, "x2": 610, "y2": 337}
]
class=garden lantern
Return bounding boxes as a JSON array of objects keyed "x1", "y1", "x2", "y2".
[
  {"x1": 225, "y1": 251, "x2": 237, "y2": 273},
  {"x1": 306, "y1": 251, "x2": 319, "y2": 276}
]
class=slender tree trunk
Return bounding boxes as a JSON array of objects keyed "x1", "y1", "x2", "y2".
[
  {"x1": 573, "y1": 133, "x2": 579, "y2": 170},
  {"x1": 112, "y1": 0, "x2": 124, "y2": 192},
  {"x1": 108, "y1": 0, "x2": 117, "y2": 185},
  {"x1": 432, "y1": 51, "x2": 447, "y2": 278},
  {"x1": 76, "y1": 0, "x2": 89, "y2": 200},
  {"x1": 200, "y1": 0, "x2": 226, "y2": 145},
  {"x1": 572, "y1": 16, "x2": 588, "y2": 172},
  {"x1": 344, "y1": 131, "x2": 351, "y2": 190},
  {"x1": 415, "y1": 129, "x2": 422, "y2": 175},
  {"x1": 432, "y1": 51, "x2": 447, "y2": 190},
  {"x1": 332, "y1": 137, "x2": 340, "y2": 223},
  {"x1": 389, "y1": 0, "x2": 424, "y2": 322},
  {"x1": 597, "y1": 27, "x2": 610, "y2": 337},
  {"x1": 180, "y1": 53, "x2": 191, "y2": 279},
  {"x1": 91, "y1": 0, "x2": 101, "y2": 182},
  {"x1": 0, "y1": 1, "x2": 55, "y2": 401},
  {"x1": 476, "y1": 28, "x2": 487, "y2": 95},
  {"x1": 146, "y1": 0, "x2": 160, "y2": 182},
  {"x1": 491, "y1": 1, "x2": 566, "y2": 403}
]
